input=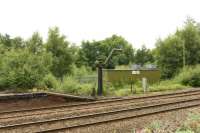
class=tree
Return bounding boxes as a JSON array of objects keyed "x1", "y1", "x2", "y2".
[
  {"x1": 155, "y1": 17, "x2": 200, "y2": 79},
  {"x1": 178, "y1": 18, "x2": 200, "y2": 65},
  {"x1": 134, "y1": 45, "x2": 154, "y2": 66},
  {"x1": 26, "y1": 32, "x2": 43, "y2": 54},
  {"x1": 77, "y1": 35, "x2": 134, "y2": 69},
  {"x1": 155, "y1": 36, "x2": 184, "y2": 78},
  {"x1": 0, "y1": 34, "x2": 12, "y2": 48},
  {"x1": 0, "y1": 34, "x2": 24, "y2": 50},
  {"x1": 46, "y1": 27, "x2": 74, "y2": 79},
  {"x1": 0, "y1": 49, "x2": 52, "y2": 89}
]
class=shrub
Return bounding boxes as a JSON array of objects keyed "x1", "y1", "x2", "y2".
[
  {"x1": 150, "y1": 80, "x2": 187, "y2": 92},
  {"x1": 113, "y1": 88, "x2": 132, "y2": 96},
  {"x1": 71, "y1": 65, "x2": 93, "y2": 77},
  {"x1": 58, "y1": 76, "x2": 94, "y2": 96},
  {"x1": 174, "y1": 65, "x2": 200, "y2": 87},
  {"x1": 40, "y1": 74, "x2": 59, "y2": 89},
  {"x1": 59, "y1": 76, "x2": 79, "y2": 93},
  {"x1": 0, "y1": 49, "x2": 52, "y2": 90}
]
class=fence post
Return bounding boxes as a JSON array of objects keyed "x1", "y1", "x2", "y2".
[{"x1": 142, "y1": 77, "x2": 148, "y2": 93}]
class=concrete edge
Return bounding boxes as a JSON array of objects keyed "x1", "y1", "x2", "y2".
[{"x1": 0, "y1": 92, "x2": 47, "y2": 101}]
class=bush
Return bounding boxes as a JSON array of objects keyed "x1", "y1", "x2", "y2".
[
  {"x1": 71, "y1": 65, "x2": 93, "y2": 77},
  {"x1": 57, "y1": 76, "x2": 94, "y2": 96},
  {"x1": 59, "y1": 76, "x2": 79, "y2": 93},
  {"x1": 0, "y1": 49, "x2": 52, "y2": 90},
  {"x1": 113, "y1": 88, "x2": 132, "y2": 96},
  {"x1": 174, "y1": 65, "x2": 200, "y2": 87},
  {"x1": 149, "y1": 79, "x2": 187, "y2": 92},
  {"x1": 40, "y1": 74, "x2": 59, "y2": 89}
]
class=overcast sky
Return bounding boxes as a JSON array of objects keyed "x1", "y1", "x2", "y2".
[{"x1": 0, "y1": 0, "x2": 200, "y2": 48}]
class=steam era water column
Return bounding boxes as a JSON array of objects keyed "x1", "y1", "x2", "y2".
[{"x1": 97, "y1": 48, "x2": 122, "y2": 96}]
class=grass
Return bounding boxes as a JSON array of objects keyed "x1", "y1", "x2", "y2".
[
  {"x1": 174, "y1": 65, "x2": 200, "y2": 87},
  {"x1": 18, "y1": 65, "x2": 200, "y2": 97},
  {"x1": 9, "y1": 77, "x2": 189, "y2": 97},
  {"x1": 53, "y1": 76, "x2": 95, "y2": 96},
  {"x1": 149, "y1": 80, "x2": 188, "y2": 92},
  {"x1": 132, "y1": 111, "x2": 200, "y2": 133},
  {"x1": 101, "y1": 78, "x2": 188, "y2": 96},
  {"x1": 177, "y1": 112, "x2": 200, "y2": 133},
  {"x1": 58, "y1": 79, "x2": 188, "y2": 97}
]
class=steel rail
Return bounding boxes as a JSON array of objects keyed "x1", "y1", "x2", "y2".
[
  {"x1": 0, "y1": 94, "x2": 200, "y2": 132},
  {"x1": 0, "y1": 88, "x2": 198, "y2": 117},
  {"x1": 1, "y1": 89, "x2": 200, "y2": 120},
  {"x1": 40, "y1": 99, "x2": 200, "y2": 133}
]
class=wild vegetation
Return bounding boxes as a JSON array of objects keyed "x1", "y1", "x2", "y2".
[
  {"x1": 1, "y1": 17, "x2": 200, "y2": 95},
  {"x1": 142, "y1": 110, "x2": 200, "y2": 133}
]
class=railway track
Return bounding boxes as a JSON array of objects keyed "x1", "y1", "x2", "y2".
[
  {"x1": 0, "y1": 89, "x2": 195, "y2": 115},
  {"x1": 2, "y1": 91, "x2": 200, "y2": 126},
  {"x1": 40, "y1": 98, "x2": 200, "y2": 133},
  {"x1": 0, "y1": 89, "x2": 200, "y2": 123},
  {"x1": 0, "y1": 89, "x2": 200, "y2": 132}
]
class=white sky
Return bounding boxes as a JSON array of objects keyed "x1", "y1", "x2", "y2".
[{"x1": 0, "y1": 0, "x2": 200, "y2": 49}]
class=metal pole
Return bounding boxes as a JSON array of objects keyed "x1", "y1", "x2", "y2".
[
  {"x1": 96, "y1": 48, "x2": 122, "y2": 96},
  {"x1": 97, "y1": 65, "x2": 103, "y2": 96}
]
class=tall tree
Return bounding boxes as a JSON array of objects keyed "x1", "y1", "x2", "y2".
[
  {"x1": 77, "y1": 35, "x2": 134, "y2": 69},
  {"x1": 46, "y1": 27, "x2": 73, "y2": 79},
  {"x1": 178, "y1": 18, "x2": 200, "y2": 65},
  {"x1": 155, "y1": 36, "x2": 184, "y2": 78},
  {"x1": 155, "y1": 17, "x2": 200, "y2": 78},
  {"x1": 0, "y1": 34, "x2": 12, "y2": 48},
  {"x1": 134, "y1": 45, "x2": 154, "y2": 66},
  {"x1": 0, "y1": 34, "x2": 24, "y2": 50},
  {"x1": 0, "y1": 49, "x2": 52, "y2": 89},
  {"x1": 26, "y1": 32, "x2": 43, "y2": 54}
]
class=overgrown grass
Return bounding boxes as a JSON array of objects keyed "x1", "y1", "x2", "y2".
[
  {"x1": 8, "y1": 65, "x2": 200, "y2": 97},
  {"x1": 55, "y1": 76, "x2": 95, "y2": 96},
  {"x1": 176, "y1": 112, "x2": 200, "y2": 133},
  {"x1": 174, "y1": 65, "x2": 200, "y2": 87},
  {"x1": 134, "y1": 111, "x2": 200, "y2": 133},
  {"x1": 102, "y1": 79, "x2": 188, "y2": 96},
  {"x1": 149, "y1": 80, "x2": 188, "y2": 92}
]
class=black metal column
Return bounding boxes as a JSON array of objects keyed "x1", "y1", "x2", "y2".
[{"x1": 97, "y1": 65, "x2": 103, "y2": 96}]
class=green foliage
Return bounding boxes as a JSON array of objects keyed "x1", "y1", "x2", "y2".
[
  {"x1": 1, "y1": 17, "x2": 200, "y2": 95},
  {"x1": 155, "y1": 35, "x2": 184, "y2": 78},
  {"x1": 134, "y1": 45, "x2": 154, "y2": 66},
  {"x1": 46, "y1": 27, "x2": 74, "y2": 79},
  {"x1": 113, "y1": 88, "x2": 132, "y2": 96},
  {"x1": 176, "y1": 112, "x2": 200, "y2": 133},
  {"x1": 77, "y1": 35, "x2": 134, "y2": 69},
  {"x1": 0, "y1": 34, "x2": 25, "y2": 50},
  {"x1": 0, "y1": 34, "x2": 12, "y2": 48},
  {"x1": 148, "y1": 120, "x2": 163, "y2": 132},
  {"x1": 179, "y1": 18, "x2": 200, "y2": 65},
  {"x1": 26, "y1": 32, "x2": 43, "y2": 54},
  {"x1": 155, "y1": 18, "x2": 200, "y2": 79},
  {"x1": 57, "y1": 76, "x2": 93, "y2": 96},
  {"x1": 0, "y1": 49, "x2": 52, "y2": 89},
  {"x1": 174, "y1": 65, "x2": 200, "y2": 87},
  {"x1": 71, "y1": 65, "x2": 94, "y2": 77},
  {"x1": 149, "y1": 80, "x2": 187, "y2": 92},
  {"x1": 40, "y1": 74, "x2": 59, "y2": 89}
]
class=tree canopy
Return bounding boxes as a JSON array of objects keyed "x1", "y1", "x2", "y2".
[
  {"x1": 46, "y1": 27, "x2": 74, "y2": 79},
  {"x1": 155, "y1": 18, "x2": 200, "y2": 78},
  {"x1": 77, "y1": 35, "x2": 134, "y2": 69}
]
